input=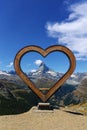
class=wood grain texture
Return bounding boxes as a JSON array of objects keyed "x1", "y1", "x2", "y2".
[{"x1": 14, "y1": 45, "x2": 76, "y2": 102}]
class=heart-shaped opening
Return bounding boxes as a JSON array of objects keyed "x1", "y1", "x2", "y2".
[
  {"x1": 20, "y1": 51, "x2": 70, "y2": 95},
  {"x1": 14, "y1": 45, "x2": 76, "y2": 102}
]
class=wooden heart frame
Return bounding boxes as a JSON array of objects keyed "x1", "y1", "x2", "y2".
[{"x1": 14, "y1": 45, "x2": 76, "y2": 102}]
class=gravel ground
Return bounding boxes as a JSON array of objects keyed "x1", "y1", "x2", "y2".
[{"x1": 0, "y1": 107, "x2": 87, "y2": 130}]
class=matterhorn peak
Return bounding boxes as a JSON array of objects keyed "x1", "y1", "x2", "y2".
[
  {"x1": 28, "y1": 62, "x2": 58, "y2": 78},
  {"x1": 38, "y1": 62, "x2": 49, "y2": 73}
]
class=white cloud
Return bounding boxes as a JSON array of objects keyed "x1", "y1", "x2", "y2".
[
  {"x1": 34, "y1": 60, "x2": 43, "y2": 66},
  {"x1": 30, "y1": 69, "x2": 36, "y2": 73},
  {"x1": 46, "y1": 2, "x2": 87, "y2": 60},
  {"x1": 7, "y1": 62, "x2": 13, "y2": 68}
]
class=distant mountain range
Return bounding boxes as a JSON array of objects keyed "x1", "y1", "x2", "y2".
[
  {"x1": 28, "y1": 62, "x2": 62, "y2": 81},
  {"x1": 28, "y1": 62, "x2": 63, "y2": 90},
  {"x1": 28, "y1": 62, "x2": 87, "y2": 86},
  {"x1": 0, "y1": 62, "x2": 87, "y2": 85}
]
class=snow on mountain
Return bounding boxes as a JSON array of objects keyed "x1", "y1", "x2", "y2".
[
  {"x1": 0, "y1": 64, "x2": 87, "y2": 88},
  {"x1": 28, "y1": 62, "x2": 58, "y2": 78},
  {"x1": 0, "y1": 71, "x2": 11, "y2": 76},
  {"x1": 66, "y1": 79, "x2": 79, "y2": 85},
  {"x1": 28, "y1": 62, "x2": 87, "y2": 83},
  {"x1": 71, "y1": 74, "x2": 76, "y2": 78},
  {"x1": 47, "y1": 70, "x2": 57, "y2": 76}
]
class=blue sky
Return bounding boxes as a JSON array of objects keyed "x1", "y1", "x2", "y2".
[{"x1": 0, "y1": 0, "x2": 87, "y2": 73}]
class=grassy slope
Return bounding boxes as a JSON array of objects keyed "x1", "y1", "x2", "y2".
[
  {"x1": 0, "y1": 80, "x2": 40, "y2": 115},
  {"x1": 68, "y1": 102, "x2": 87, "y2": 115}
]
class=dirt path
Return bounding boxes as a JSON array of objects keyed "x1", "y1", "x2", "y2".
[{"x1": 0, "y1": 107, "x2": 87, "y2": 130}]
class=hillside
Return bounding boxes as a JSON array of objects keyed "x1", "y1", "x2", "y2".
[
  {"x1": 0, "y1": 64, "x2": 87, "y2": 115},
  {"x1": 0, "y1": 79, "x2": 40, "y2": 115},
  {"x1": 71, "y1": 78, "x2": 87, "y2": 104}
]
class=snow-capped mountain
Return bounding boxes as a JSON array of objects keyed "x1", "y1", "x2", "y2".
[
  {"x1": 0, "y1": 65, "x2": 87, "y2": 88},
  {"x1": 0, "y1": 70, "x2": 16, "y2": 76},
  {"x1": 0, "y1": 71, "x2": 11, "y2": 76},
  {"x1": 28, "y1": 62, "x2": 62, "y2": 80},
  {"x1": 66, "y1": 72, "x2": 87, "y2": 85},
  {"x1": 0, "y1": 66, "x2": 87, "y2": 85},
  {"x1": 28, "y1": 62, "x2": 87, "y2": 82},
  {"x1": 0, "y1": 70, "x2": 24, "y2": 86},
  {"x1": 28, "y1": 62, "x2": 63, "y2": 90}
]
